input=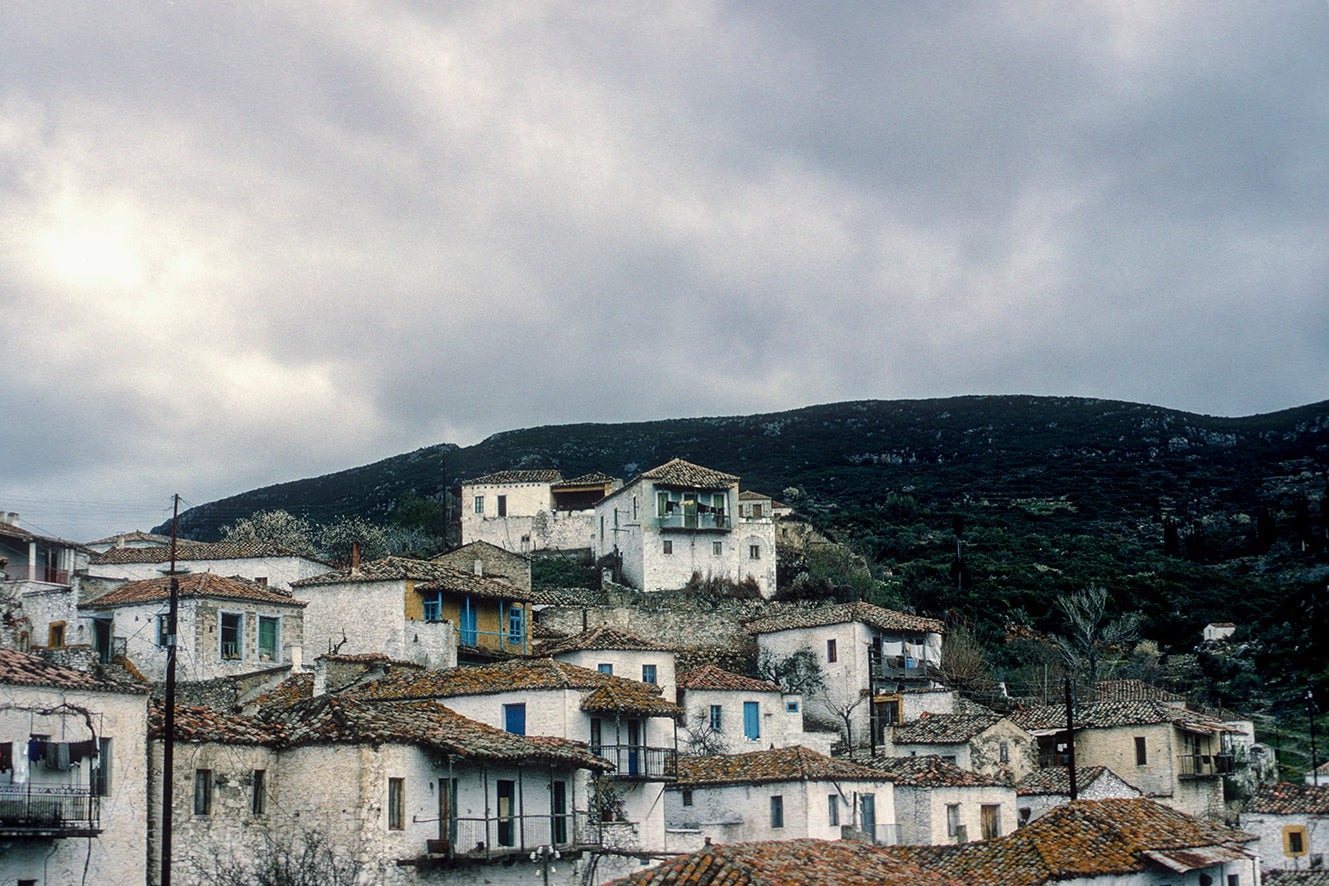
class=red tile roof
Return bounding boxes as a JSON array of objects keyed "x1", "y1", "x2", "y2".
[
  {"x1": 638, "y1": 458, "x2": 738, "y2": 489},
  {"x1": 1245, "y1": 782, "x2": 1329, "y2": 815},
  {"x1": 744, "y1": 601, "x2": 945, "y2": 636},
  {"x1": 1091, "y1": 679, "x2": 1186, "y2": 705},
  {"x1": 1015, "y1": 766, "x2": 1124, "y2": 796},
  {"x1": 859, "y1": 754, "x2": 1005, "y2": 788},
  {"x1": 0, "y1": 647, "x2": 150, "y2": 695},
  {"x1": 891, "y1": 712, "x2": 1005, "y2": 744},
  {"x1": 149, "y1": 698, "x2": 282, "y2": 744},
  {"x1": 675, "y1": 746, "x2": 888, "y2": 787},
  {"x1": 538, "y1": 626, "x2": 673, "y2": 656},
  {"x1": 553, "y1": 472, "x2": 618, "y2": 489},
  {"x1": 464, "y1": 470, "x2": 563, "y2": 485},
  {"x1": 91, "y1": 540, "x2": 327, "y2": 565},
  {"x1": 677, "y1": 664, "x2": 781, "y2": 693},
  {"x1": 292, "y1": 556, "x2": 532, "y2": 601},
  {"x1": 1010, "y1": 700, "x2": 1233, "y2": 734},
  {"x1": 82, "y1": 572, "x2": 305, "y2": 608}
]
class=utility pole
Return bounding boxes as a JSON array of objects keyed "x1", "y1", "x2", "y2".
[
  {"x1": 161, "y1": 494, "x2": 180, "y2": 886},
  {"x1": 1310, "y1": 689, "x2": 1320, "y2": 787},
  {"x1": 1064, "y1": 676, "x2": 1078, "y2": 800}
]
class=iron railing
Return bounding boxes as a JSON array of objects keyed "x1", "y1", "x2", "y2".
[
  {"x1": 1178, "y1": 753, "x2": 1234, "y2": 778},
  {"x1": 0, "y1": 785, "x2": 100, "y2": 833},
  {"x1": 422, "y1": 810, "x2": 600, "y2": 859},
  {"x1": 657, "y1": 513, "x2": 731, "y2": 531},
  {"x1": 592, "y1": 744, "x2": 678, "y2": 780}
]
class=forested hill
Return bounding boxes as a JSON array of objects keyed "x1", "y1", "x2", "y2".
[{"x1": 165, "y1": 394, "x2": 1329, "y2": 551}]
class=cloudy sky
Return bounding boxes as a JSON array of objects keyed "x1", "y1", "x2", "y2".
[{"x1": 2, "y1": 1, "x2": 1327, "y2": 541}]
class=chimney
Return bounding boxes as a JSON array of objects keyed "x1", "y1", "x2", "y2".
[
  {"x1": 4, "y1": 513, "x2": 17, "y2": 527},
  {"x1": 313, "y1": 657, "x2": 327, "y2": 696},
  {"x1": 473, "y1": 559, "x2": 483, "y2": 576},
  {"x1": 288, "y1": 645, "x2": 302, "y2": 672}
]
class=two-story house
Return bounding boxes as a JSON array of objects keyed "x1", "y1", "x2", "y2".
[
  {"x1": 1239, "y1": 782, "x2": 1329, "y2": 873},
  {"x1": 883, "y1": 712, "x2": 1037, "y2": 785},
  {"x1": 79, "y1": 572, "x2": 307, "y2": 682},
  {"x1": 536, "y1": 626, "x2": 677, "y2": 700},
  {"x1": 746, "y1": 602, "x2": 945, "y2": 751},
  {"x1": 666, "y1": 745, "x2": 898, "y2": 848},
  {"x1": 291, "y1": 556, "x2": 532, "y2": 669},
  {"x1": 677, "y1": 664, "x2": 831, "y2": 756},
  {"x1": 861, "y1": 755, "x2": 1019, "y2": 845},
  {"x1": 461, "y1": 470, "x2": 620, "y2": 554},
  {"x1": 0, "y1": 516, "x2": 95, "y2": 653},
  {"x1": 0, "y1": 647, "x2": 150, "y2": 886},
  {"x1": 592, "y1": 458, "x2": 777, "y2": 597}
]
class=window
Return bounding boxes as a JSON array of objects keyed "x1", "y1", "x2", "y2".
[
  {"x1": 1227, "y1": 877, "x2": 1239, "y2": 886},
  {"x1": 981, "y1": 804, "x2": 1001, "y2": 840},
  {"x1": 786, "y1": 700, "x2": 799, "y2": 713},
  {"x1": 663, "y1": 540, "x2": 673, "y2": 555},
  {"x1": 860, "y1": 794, "x2": 876, "y2": 837},
  {"x1": 194, "y1": 769, "x2": 213, "y2": 815},
  {"x1": 598, "y1": 663, "x2": 613, "y2": 675},
  {"x1": 770, "y1": 795, "x2": 784, "y2": 829},
  {"x1": 252, "y1": 769, "x2": 267, "y2": 815},
  {"x1": 946, "y1": 803, "x2": 960, "y2": 837},
  {"x1": 632, "y1": 496, "x2": 638, "y2": 519},
  {"x1": 258, "y1": 616, "x2": 279, "y2": 661},
  {"x1": 1286, "y1": 825, "x2": 1309, "y2": 856},
  {"x1": 827, "y1": 639, "x2": 837, "y2": 663},
  {"x1": 507, "y1": 605, "x2": 524, "y2": 644},
  {"x1": 828, "y1": 794, "x2": 839, "y2": 826},
  {"x1": 93, "y1": 738, "x2": 112, "y2": 797},
  {"x1": 682, "y1": 789, "x2": 693, "y2": 806},
  {"x1": 474, "y1": 495, "x2": 484, "y2": 514},
  {"x1": 1134, "y1": 736, "x2": 1147, "y2": 765},
  {"x1": 387, "y1": 778, "x2": 405, "y2": 829},
  {"x1": 497, "y1": 780, "x2": 516, "y2": 846},
  {"x1": 48, "y1": 622, "x2": 65, "y2": 648},
  {"x1": 497, "y1": 495, "x2": 507, "y2": 517},
  {"x1": 642, "y1": 664, "x2": 657, "y2": 685},
  {"x1": 220, "y1": 612, "x2": 242, "y2": 660},
  {"x1": 749, "y1": 544, "x2": 761, "y2": 560},
  {"x1": 157, "y1": 614, "x2": 170, "y2": 648},
  {"x1": 589, "y1": 718, "x2": 602, "y2": 754},
  {"x1": 422, "y1": 593, "x2": 441, "y2": 622},
  {"x1": 710, "y1": 705, "x2": 723, "y2": 731},
  {"x1": 752, "y1": 504, "x2": 763, "y2": 518},
  {"x1": 713, "y1": 541, "x2": 723, "y2": 556},
  {"x1": 503, "y1": 703, "x2": 526, "y2": 736},
  {"x1": 459, "y1": 596, "x2": 477, "y2": 646},
  {"x1": 1000, "y1": 741, "x2": 1009, "y2": 763},
  {"x1": 743, "y1": 701, "x2": 760, "y2": 740}
]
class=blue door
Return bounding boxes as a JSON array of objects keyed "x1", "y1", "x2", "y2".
[
  {"x1": 460, "y1": 596, "x2": 477, "y2": 646},
  {"x1": 743, "y1": 701, "x2": 760, "y2": 740}
]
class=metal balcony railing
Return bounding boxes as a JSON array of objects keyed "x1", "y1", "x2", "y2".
[
  {"x1": 420, "y1": 810, "x2": 600, "y2": 860},
  {"x1": 1178, "y1": 753, "x2": 1234, "y2": 778},
  {"x1": 591, "y1": 744, "x2": 678, "y2": 780},
  {"x1": 0, "y1": 785, "x2": 100, "y2": 834},
  {"x1": 657, "y1": 513, "x2": 731, "y2": 531}
]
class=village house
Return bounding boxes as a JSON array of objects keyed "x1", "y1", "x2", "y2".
[
  {"x1": 676, "y1": 663, "x2": 831, "y2": 756},
  {"x1": 78, "y1": 572, "x2": 307, "y2": 682},
  {"x1": 84, "y1": 529, "x2": 176, "y2": 554},
  {"x1": 882, "y1": 711, "x2": 1038, "y2": 784},
  {"x1": 1014, "y1": 764, "x2": 1142, "y2": 824},
  {"x1": 338, "y1": 657, "x2": 684, "y2": 861},
  {"x1": 537, "y1": 625, "x2": 677, "y2": 701},
  {"x1": 591, "y1": 459, "x2": 777, "y2": 597},
  {"x1": 0, "y1": 516, "x2": 97, "y2": 654},
  {"x1": 1011, "y1": 699, "x2": 1237, "y2": 820},
  {"x1": 0, "y1": 647, "x2": 150, "y2": 886},
  {"x1": 291, "y1": 555, "x2": 532, "y2": 668},
  {"x1": 88, "y1": 539, "x2": 333, "y2": 592},
  {"x1": 432, "y1": 540, "x2": 533, "y2": 592},
  {"x1": 737, "y1": 491, "x2": 791, "y2": 521},
  {"x1": 745, "y1": 601, "x2": 945, "y2": 751},
  {"x1": 861, "y1": 755, "x2": 1019, "y2": 845},
  {"x1": 665, "y1": 745, "x2": 898, "y2": 848},
  {"x1": 461, "y1": 470, "x2": 620, "y2": 554},
  {"x1": 148, "y1": 695, "x2": 614, "y2": 886},
  {"x1": 1239, "y1": 782, "x2": 1329, "y2": 873}
]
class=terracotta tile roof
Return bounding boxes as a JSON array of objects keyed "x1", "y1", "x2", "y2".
[
  {"x1": 529, "y1": 622, "x2": 567, "y2": 641},
  {"x1": 464, "y1": 470, "x2": 563, "y2": 485},
  {"x1": 1265, "y1": 872, "x2": 1329, "y2": 886},
  {"x1": 613, "y1": 839, "x2": 963, "y2": 886},
  {"x1": 342, "y1": 658, "x2": 683, "y2": 719},
  {"x1": 538, "y1": 626, "x2": 673, "y2": 656},
  {"x1": 91, "y1": 539, "x2": 326, "y2": 565},
  {"x1": 891, "y1": 712, "x2": 1004, "y2": 744},
  {"x1": 859, "y1": 754, "x2": 1005, "y2": 788},
  {"x1": 1010, "y1": 700, "x2": 1233, "y2": 734},
  {"x1": 553, "y1": 472, "x2": 617, "y2": 488},
  {"x1": 149, "y1": 698, "x2": 282, "y2": 744},
  {"x1": 743, "y1": 601, "x2": 945, "y2": 636},
  {"x1": 1015, "y1": 766, "x2": 1122, "y2": 796},
  {"x1": 675, "y1": 746, "x2": 888, "y2": 787},
  {"x1": 292, "y1": 556, "x2": 532, "y2": 601},
  {"x1": 738, "y1": 490, "x2": 771, "y2": 500},
  {"x1": 82, "y1": 572, "x2": 305, "y2": 608},
  {"x1": 677, "y1": 664, "x2": 781, "y2": 694},
  {"x1": 1245, "y1": 782, "x2": 1329, "y2": 815},
  {"x1": 0, "y1": 647, "x2": 150, "y2": 695},
  {"x1": 529, "y1": 587, "x2": 607, "y2": 606},
  {"x1": 245, "y1": 673, "x2": 314, "y2": 713},
  {"x1": 637, "y1": 458, "x2": 739, "y2": 489},
  {"x1": 1091, "y1": 679, "x2": 1186, "y2": 705}
]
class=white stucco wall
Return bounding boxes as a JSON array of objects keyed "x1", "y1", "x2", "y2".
[
  {"x1": 294, "y1": 579, "x2": 455, "y2": 669},
  {"x1": 555, "y1": 649, "x2": 676, "y2": 702},
  {"x1": 1238, "y1": 810, "x2": 1328, "y2": 873},
  {"x1": 680, "y1": 687, "x2": 804, "y2": 753},
  {"x1": 667, "y1": 779, "x2": 895, "y2": 845},
  {"x1": 891, "y1": 782, "x2": 1019, "y2": 846},
  {"x1": 91, "y1": 554, "x2": 330, "y2": 591}
]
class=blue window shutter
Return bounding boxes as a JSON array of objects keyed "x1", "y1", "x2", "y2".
[
  {"x1": 743, "y1": 701, "x2": 760, "y2": 740},
  {"x1": 504, "y1": 703, "x2": 526, "y2": 735}
]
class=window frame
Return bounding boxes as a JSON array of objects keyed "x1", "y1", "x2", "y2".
[
  {"x1": 1134, "y1": 735, "x2": 1147, "y2": 765},
  {"x1": 828, "y1": 793, "x2": 839, "y2": 827},
  {"x1": 827, "y1": 639, "x2": 837, "y2": 663},
  {"x1": 709, "y1": 705, "x2": 723, "y2": 732},
  {"x1": 219, "y1": 611, "x2": 243, "y2": 661},
  {"x1": 503, "y1": 703, "x2": 527, "y2": 736},
  {"x1": 474, "y1": 495, "x2": 484, "y2": 514},
  {"x1": 252, "y1": 768, "x2": 267, "y2": 816},
  {"x1": 388, "y1": 777, "x2": 405, "y2": 830},
  {"x1": 769, "y1": 794, "x2": 784, "y2": 829},
  {"x1": 257, "y1": 615, "x2": 280, "y2": 662},
  {"x1": 507, "y1": 604, "x2": 524, "y2": 644},
  {"x1": 194, "y1": 769, "x2": 213, "y2": 816},
  {"x1": 641, "y1": 663, "x2": 657, "y2": 685},
  {"x1": 743, "y1": 701, "x2": 761, "y2": 741}
]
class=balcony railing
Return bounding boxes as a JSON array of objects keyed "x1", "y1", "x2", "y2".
[
  {"x1": 1178, "y1": 753, "x2": 1234, "y2": 779},
  {"x1": 657, "y1": 513, "x2": 731, "y2": 531},
  {"x1": 413, "y1": 810, "x2": 601, "y2": 862},
  {"x1": 592, "y1": 744, "x2": 677, "y2": 780},
  {"x1": 0, "y1": 785, "x2": 100, "y2": 835},
  {"x1": 868, "y1": 653, "x2": 939, "y2": 687}
]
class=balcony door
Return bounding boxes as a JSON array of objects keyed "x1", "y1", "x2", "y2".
[
  {"x1": 438, "y1": 778, "x2": 454, "y2": 852},
  {"x1": 460, "y1": 596, "x2": 477, "y2": 646}
]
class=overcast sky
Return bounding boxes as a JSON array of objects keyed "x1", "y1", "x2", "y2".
[{"x1": 3, "y1": 1, "x2": 1327, "y2": 542}]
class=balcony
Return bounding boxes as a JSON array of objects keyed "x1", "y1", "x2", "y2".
[
  {"x1": 1178, "y1": 753, "x2": 1235, "y2": 779},
  {"x1": 868, "y1": 653, "x2": 939, "y2": 690},
  {"x1": 0, "y1": 785, "x2": 100, "y2": 837},
  {"x1": 592, "y1": 744, "x2": 678, "y2": 781},
  {"x1": 401, "y1": 810, "x2": 601, "y2": 867},
  {"x1": 657, "y1": 513, "x2": 730, "y2": 532}
]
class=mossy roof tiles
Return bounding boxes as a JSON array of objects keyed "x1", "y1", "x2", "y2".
[
  {"x1": 1010, "y1": 700, "x2": 1232, "y2": 734},
  {"x1": 465, "y1": 470, "x2": 563, "y2": 485},
  {"x1": 83, "y1": 572, "x2": 305, "y2": 608},
  {"x1": 891, "y1": 712, "x2": 1004, "y2": 744},
  {"x1": 1015, "y1": 766, "x2": 1115, "y2": 796},
  {"x1": 859, "y1": 754, "x2": 1005, "y2": 787},
  {"x1": 743, "y1": 601, "x2": 944, "y2": 636},
  {"x1": 291, "y1": 555, "x2": 532, "y2": 601},
  {"x1": 0, "y1": 647, "x2": 149, "y2": 695},
  {"x1": 637, "y1": 458, "x2": 738, "y2": 489},
  {"x1": 539, "y1": 626, "x2": 673, "y2": 656},
  {"x1": 1245, "y1": 782, "x2": 1329, "y2": 815},
  {"x1": 91, "y1": 540, "x2": 326, "y2": 565},
  {"x1": 674, "y1": 746, "x2": 888, "y2": 787},
  {"x1": 677, "y1": 664, "x2": 781, "y2": 693}
]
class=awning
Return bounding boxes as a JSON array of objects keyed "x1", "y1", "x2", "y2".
[{"x1": 1140, "y1": 843, "x2": 1252, "y2": 872}]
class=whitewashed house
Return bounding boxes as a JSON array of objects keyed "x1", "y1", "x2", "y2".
[
  {"x1": 746, "y1": 602, "x2": 945, "y2": 751},
  {"x1": 148, "y1": 695, "x2": 613, "y2": 886},
  {"x1": 84, "y1": 530, "x2": 176, "y2": 555},
  {"x1": 0, "y1": 516, "x2": 95, "y2": 654},
  {"x1": 861, "y1": 755, "x2": 1019, "y2": 845},
  {"x1": 666, "y1": 745, "x2": 898, "y2": 847},
  {"x1": 341, "y1": 657, "x2": 684, "y2": 859},
  {"x1": 1239, "y1": 782, "x2": 1329, "y2": 873},
  {"x1": 1015, "y1": 765, "x2": 1142, "y2": 825},
  {"x1": 79, "y1": 572, "x2": 306, "y2": 682},
  {"x1": 537, "y1": 626, "x2": 677, "y2": 701},
  {"x1": 0, "y1": 647, "x2": 150, "y2": 886},
  {"x1": 461, "y1": 470, "x2": 619, "y2": 554},
  {"x1": 591, "y1": 459, "x2": 777, "y2": 597},
  {"x1": 884, "y1": 712, "x2": 1037, "y2": 785},
  {"x1": 677, "y1": 664, "x2": 831, "y2": 755},
  {"x1": 89, "y1": 539, "x2": 332, "y2": 592}
]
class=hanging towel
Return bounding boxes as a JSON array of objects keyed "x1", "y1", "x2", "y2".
[
  {"x1": 44, "y1": 742, "x2": 70, "y2": 771},
  {"x1": 28, "y1": 738, "x2": 43, "y2": 762}
]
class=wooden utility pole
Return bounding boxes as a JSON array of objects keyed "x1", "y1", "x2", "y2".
[
  {"x1": 1064, "y1": 676, "x2": 1078, "y2": 800},
  {"x1": 161, "y1": 494, "x2": 180, "y2": 886}
]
